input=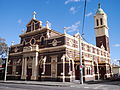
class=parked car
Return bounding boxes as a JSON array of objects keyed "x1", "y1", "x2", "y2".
[{"x1": 110, "y1": 74, "x2": 120, "y2": 81}]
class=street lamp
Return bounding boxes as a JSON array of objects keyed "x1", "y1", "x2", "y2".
[{"x1": 4, "y1": 47, "x2": 9, "y2": 81}]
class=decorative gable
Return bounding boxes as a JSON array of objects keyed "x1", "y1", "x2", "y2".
[{"x1": 26, "y1": 19, "x2": 42, "y2": 33}]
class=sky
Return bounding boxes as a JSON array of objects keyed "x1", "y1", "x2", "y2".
[{"x1": 0, "y1": 0, "x2": 120, "y2": 64}]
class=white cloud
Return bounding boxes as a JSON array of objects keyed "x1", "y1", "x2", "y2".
[
  {"x1": 113, "y1": 44, "x2": 120, "y2": 47},
  {"x1": 17, "y1": 19, "x2": 22, "y2": 24},
  {"x1": 86, "y1": 12, "x2": 93, "y2": 17},
  {"x1": 65, "y1": 0, "x2": 80, "y2": 5},
  {"x1": 69, "y1": 6, "x2": 77, "y2": 14},
  {"x1": 65, "y1": 21, "x2": 80, "y2": 32}
]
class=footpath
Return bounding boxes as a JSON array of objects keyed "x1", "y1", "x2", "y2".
[
  {"x1": 0, "y1": 80, "x2": 76, "y2": 87},
  {"x1": 0, "y1": 80, "x2": 118, "y2": 87}
]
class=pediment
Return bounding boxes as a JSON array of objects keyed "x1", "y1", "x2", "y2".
[
  {"x1": 26, "y1": 18, "x2": 42, "y2": 33},
  {"x1": 26, "y1": 18, "x2": 40, "y2": 27}
]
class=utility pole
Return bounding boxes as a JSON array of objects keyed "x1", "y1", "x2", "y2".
[
  {"x1": 79, "y1": 0, "x2": 87, "y2": 84},
  {"x1": 4, "y1": 47, "x2": 9, "y2": 81},
  {"x1": 79, "y1": 34, "x2": 83, "y2": 84}
]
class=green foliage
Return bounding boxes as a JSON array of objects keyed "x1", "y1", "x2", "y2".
[{"x1": 0, "y1": 37, "x2": 8, "y2": 57}]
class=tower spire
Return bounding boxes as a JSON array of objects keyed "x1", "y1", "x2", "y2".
[{"x1": 98, "y1": 3, "x2": 101, "y2": 9}]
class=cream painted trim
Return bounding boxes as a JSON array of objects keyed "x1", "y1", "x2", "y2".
[
  {"x1": 82, "y1": 40, "x2": 109, "y2": 53},
  {"x1": 64, "y1": 33, "x2": 79, "y2": 41},
  {"x1": 50, "y1": 29, "x2": 62, "y2": 35},
  {"x1": 65, "y1": 45, "x2": 79, "y2": 51},
  {"x1": 9, "y1": 52, "x2": 22, "y2": 56},
  {"x1": 94, "y1": 25, "x2": 108, "y2": 30},
  {"x1": 39, "y1": 45, "x2": 65, "y2": 52},
  {"x1": 40, "y1": 35, "x2": 45, "y2": 42},
  {"x1": 82, "y1": 50, "x2": 110, "y2": 60},
  {"x1": 46, "y1": 35, "x2": 64, "y2": 40},
  {"x1": 30, "y1": 37, "x2": 36, "y2": 46},
  {"x1": 19, "y1": 27, "x2": 47, "y2": 37},
  {"x1": 84, "y1": 75, "x2": 94, "y2": 78},
  {"x1": 11, "y1": 44, "x2": 23, "y2": 47},
  {"x1": 41, "y1": 75, "x2": 70, "y2": 78},
  {"x1": 45, "y1": 62, "x2": 72, "y2": 65}
]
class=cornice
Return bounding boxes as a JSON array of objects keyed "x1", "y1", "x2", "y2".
[
  {"x1": 19, "y1": 27, "x2": 47, "y2": 37},
  {"x1": 11, "y1": 44, "x2": 23, "y2": 47}
]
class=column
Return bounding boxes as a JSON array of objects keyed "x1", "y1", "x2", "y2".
[
  {"x1": 96, "y1": 63, "x2": 99, "y2": 80},
  {"x1": 24, "y1": 57, "x2": 27, "y2": 79},
  {"x1": 21, "y1": 58, "x2": 24, "y2": 79},
  {"x1": 61, "y1": 55, "x2": 65, "y2": 82},
  {"x1": 31, "y1": 52, "x2": 38, "y2": 80},
  {"x1": 21, "y1": 57, "x2": 27, "y2": 80},
  {"x1": 41, "y1": 56, "x2": 46, "y2": 74}
]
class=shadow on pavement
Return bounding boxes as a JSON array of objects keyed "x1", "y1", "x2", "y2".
[{"x1": 85, "y1": 79, "x2": 120, "y2": 86}]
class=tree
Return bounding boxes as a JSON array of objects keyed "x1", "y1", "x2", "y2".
[{"x1": 0, "y1": 37, "x2": 8, "y2": 58}]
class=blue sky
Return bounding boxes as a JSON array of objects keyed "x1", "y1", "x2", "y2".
[{"x1": 0, "y1": 0, "x2": 120, "y2": 64}]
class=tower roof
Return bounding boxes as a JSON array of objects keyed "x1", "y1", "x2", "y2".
[{"x1": 96, "y1": 3, "x2": 105, "y2": 14}]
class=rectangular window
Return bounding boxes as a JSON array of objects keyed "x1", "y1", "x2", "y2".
[
  {"x1": 96, "y1": 19, "x2": 99, "y2": 26},
  {"x1": 100, "y1": 18, "x2": 103, "y2": 25},
  {"x1": 70, "y1": 60, "x2": 72, "y2": 71}
]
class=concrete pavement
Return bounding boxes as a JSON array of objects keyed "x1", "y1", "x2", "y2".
[{"x1": 0, "y1": 80, "x2": 73, "y2": 87}]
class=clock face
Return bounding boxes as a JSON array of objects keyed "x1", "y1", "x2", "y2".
[{"x1": 52, "y1": 39, "x2": 57, "y2": 46}]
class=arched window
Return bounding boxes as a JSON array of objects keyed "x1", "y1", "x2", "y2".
[
  {"x1": 41, "y1": 37, "x2": 44, "y2": 45},
  {"x1": 22, "y1": 41, "x2": 26, "y2": 46},
  {"x1": 96, "y1": 19, "x2": 99, "y2": 26},
  {"x1": 100, "y1": 18, "x2": 103, "y2": 25}
]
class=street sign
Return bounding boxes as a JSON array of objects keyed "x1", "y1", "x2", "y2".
[{"x1": 79, "y1": 65, "x2": 82, "y2": 70}]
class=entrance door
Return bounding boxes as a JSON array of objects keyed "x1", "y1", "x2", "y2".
[
  {"x1": 75, "y1": 65, "x2": 80, "y2": 80},
  {"x1": 51, "y1": 60, "x2": 57, "y2": 79},
  {"x1": 27, "y1": 68, "x2": 32, "y2": 80},
  {"x1": 99, "y1": 66, "x2": 106, "y2": 79}
]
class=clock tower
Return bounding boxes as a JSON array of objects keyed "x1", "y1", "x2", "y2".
[{"x1": 94, "y1": 3, "x2": 110, "y2": 53}]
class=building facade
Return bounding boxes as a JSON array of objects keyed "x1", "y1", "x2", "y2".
[
  {"x1": 112, "y1": 64, "x2": 120, "y2": 75},
  {"x1": 7, "y1": 4, "x2": 112, "y2": 82}
]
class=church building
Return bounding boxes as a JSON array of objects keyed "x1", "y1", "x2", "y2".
[{"x1": 7, "y1": 4, "x2": 112, "y2": 82}]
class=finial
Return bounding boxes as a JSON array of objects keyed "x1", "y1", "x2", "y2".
[
  {"x1": 98, "y1": 3, "x2": 101, "y2": 9},
  {"x1": 64, "y1": 27, "x2": 67, "y2": 34},
  {"x1": 46, "y1": 21, "x2": 49, "y2": 29},
  {"x1": 33, "y1": 11, "x2": 36, "y2": 19}
]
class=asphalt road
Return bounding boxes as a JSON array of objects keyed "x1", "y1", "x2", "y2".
[
  {"x1": 0, "y1": 81, "x2": 120, "y2": 90},
  {"x1": 0, "y1": 83, "x2": 98, "y2": 90}
]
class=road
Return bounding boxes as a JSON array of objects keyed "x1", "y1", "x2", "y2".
[
  {"x1": 0, "y1": 81, "x2": 120, "y2": 90},
  {"x1": 0, "y1": 83, "x2": 96, "y2": 90}
]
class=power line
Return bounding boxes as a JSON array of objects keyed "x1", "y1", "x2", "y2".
[
  {"x1": 81, "y1": 0, "x2": 87, "y2": 35},
  {"x1": 81, "y1": 0, "x2": 88, "y2": 43}
]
